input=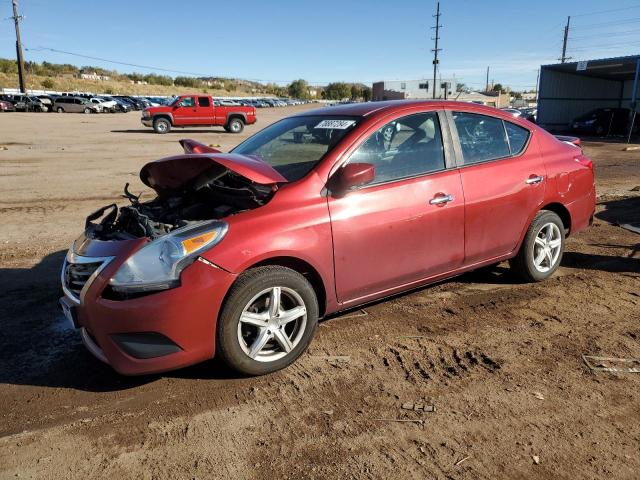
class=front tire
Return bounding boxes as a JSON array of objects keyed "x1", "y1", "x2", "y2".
[
  {"x1": 227, "y1": 117, "x2": 244, "y2": 133},
  {"x1": 509, "y1": 210, "x2": 565, "y2": 282},
  {"x1": 217, "y1": 266, "x2": 318, "y2": 376},
  {"x1": 84, "y1": 107, "x2": 92, "y2": 114},
  {"x1": 56, "y1": 107, "x2": 64, "y2": 113},
  {"x1": 153, "y1": 117, "x2": 171, "y2": 134}
]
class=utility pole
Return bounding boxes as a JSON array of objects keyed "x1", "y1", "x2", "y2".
[
  {"x1": 431, "y1": 1, "x2": 442, "y2": 99},
  {"x1": 11, "y1": 0, "x2": 27, "y2": 93},
  {"x1": 560, "y1": 16, "x2": 571, "y2": 63},
  {"x1": 485, "y1": 66, "x2": 490, "y2": 92}
]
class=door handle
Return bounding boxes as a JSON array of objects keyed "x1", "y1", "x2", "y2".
[
  {"x1": 525, "y1": 175, "x2": 544, "y2": 185},
  {"x1": 429, "y1": 194, "x2": 454, "y2": 205}
]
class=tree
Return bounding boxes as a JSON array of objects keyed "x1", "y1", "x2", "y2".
[
  {"x1": 492, "y1": 83, "x2": 505, "y2": 93},
  {"x1": 324, "y1": 82, "x2": 351, "y2": 100},
  {"x1": 362, "y1": 86, "x2": 372, "y2": 102},
  {"x1": 456, "y1": 82, "x2": 467, "y2": 93},
  {"x1": 288, "y1": 79, "x2": 309, "y2": 99},
  {"x1": 350, "y1": 84, "x2": 362, "y2": 100},
  {"x1": 41, "y1": 78, "x2": 55, "y2": 90}
]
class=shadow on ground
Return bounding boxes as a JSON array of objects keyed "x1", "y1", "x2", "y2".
[
  {"x1": 0, "y1": 250, "x2": 239, "y2": 393},
  {"x1": 111, "y1": 129, "x2": 232, "y2": 135}
]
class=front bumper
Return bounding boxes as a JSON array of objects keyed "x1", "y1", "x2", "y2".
[
  {"x1": 60, "y1": 244, "x2": 236, "y2": 375},
  {"x1": 141, "y1": 117, "x2": 152, "y2": 127}
]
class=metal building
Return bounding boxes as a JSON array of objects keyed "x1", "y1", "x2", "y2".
[{"x1": 537, "y1": 54, "x2": 640, "y2": 133}]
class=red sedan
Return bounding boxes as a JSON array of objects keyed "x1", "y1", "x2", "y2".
[{"x1": 60, "y1": 101, "x2": 595, "y2": 376}]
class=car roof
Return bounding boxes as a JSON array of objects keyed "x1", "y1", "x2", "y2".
[{"x1": 292, "y1": 100, "x2": 509, "y2": 118}]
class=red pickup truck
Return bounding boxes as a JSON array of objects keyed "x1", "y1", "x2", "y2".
[{"x1": 141, "y1": 95, "x2": 257, "y2": 134}]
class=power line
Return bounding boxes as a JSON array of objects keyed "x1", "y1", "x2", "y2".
[
  {"x1": 23, "y1": 45, "x2": 373, "y2": 85},
  {"x1": 570, "y1": 28, "x2": 640, "y2": 41},
  {"x1": 572, "y1": 17, "x2": 640, "y2": 29},
  {"x1": 571, "y1": 4, "x2": 640, "y2": 18}
]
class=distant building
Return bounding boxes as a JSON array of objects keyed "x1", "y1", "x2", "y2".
[
  {"x1": 454, "y1": 91, "x2": 510, "y2": 108},
  {"x1": 79, "y1": 72, "x2": 111, "y2": 81},
  {"x1": 372, "y1": 79, "x2": 455, "y2": 101}
]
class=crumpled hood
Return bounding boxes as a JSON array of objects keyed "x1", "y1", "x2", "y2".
[{"x1": 140, "y1": 151, "x2": 288, "y2": 195}]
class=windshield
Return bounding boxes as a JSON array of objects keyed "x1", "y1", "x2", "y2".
[
  {"x1": 232, "y1": 115, "x2": 360, "y2": 182},
  {"x1": 165, "y1": 97, "x2": 179, "y2": 106}
]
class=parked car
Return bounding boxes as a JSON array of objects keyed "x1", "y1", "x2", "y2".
[
  {"x1": 5, "y1": 95, "x2": 48, "y2": 112},
  {"x1": 53, "y1": 96, "x2": 100, "y2": 113},
  {"x1": 89, "y1": 97, "x2": 118, "y2": 112},
  {"x1": 0, "y1": 99, "x2": 15, "y2": 112},
  {"x1": 36, "y1": 95, "x2": 56, "y2": 111},
  {"x1": 141, "y1": 94, "x2": 257, "y2": 133},
  {"x1": 570, "y1": 107, "x2": 633, "y2": 136},
  {"x1": 60, "y1": 101, "x2": 595, "y2": 376},
  {"x1": 102, "y1": 96, "x2": 132, "y2": 113}
]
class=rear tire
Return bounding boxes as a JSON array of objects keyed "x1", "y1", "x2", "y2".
[
  {"x1": 509, "y1": 210, "x2": 565, "y2": 282},
  {"x1": 56, "y1": 107, "x2": 64, "y2": 113},
  {"x1": 227, "y1": 117, "x2": 244, "y2": 134},
  {"x1": 217, "y1": 266, "x2": 318, "y2": 376},
  {"x1": 153, "y1": 117, "x2": 171, "y2": 134}
]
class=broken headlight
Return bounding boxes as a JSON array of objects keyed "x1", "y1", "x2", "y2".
[{"x1": 110, "y1": 221, "x2": 228, "y2": 293}]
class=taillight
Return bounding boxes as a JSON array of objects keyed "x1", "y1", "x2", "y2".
[{"x1": 574, "y1": 155, "x2": 593, "y2": 170}]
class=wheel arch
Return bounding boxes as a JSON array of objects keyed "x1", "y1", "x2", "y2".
[
  {"x1": 540, "y1": 202, "x2": 572, "y2": 235},
  {"x1": 153, "y1": 113, "x2": 173, "y2": 125},
  {"x1": 226, "y1": 112, "x2": 247, "y2": 124},
  {"x1": 239, "y1": 256, "x2": 327, "y2": 317}
]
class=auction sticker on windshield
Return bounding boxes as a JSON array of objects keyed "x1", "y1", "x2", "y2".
[{"x1": 315, "y1": 119, "x2": 356, "y2": 129}]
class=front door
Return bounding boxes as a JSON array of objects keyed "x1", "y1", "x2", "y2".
[
  {"x1": 173, "y1": 96, "x2": 198, "y2": 124},
  {"x1": 449, "y1": 110, "x2": 545, "y2": 265},
  {"x1": 328, "y1": 111, "x2": 465, "y2": 304}
]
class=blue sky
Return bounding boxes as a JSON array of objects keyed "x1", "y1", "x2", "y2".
[{"x1": 2, "y1": 0, "x2": 640, "y2": 91}]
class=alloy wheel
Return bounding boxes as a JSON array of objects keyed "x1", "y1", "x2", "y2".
[
  {"x1": 532, "y1": 222, "x2": 562, "y2": 273},
  {"x1": 237, "y1": 286, "x2": 307, "y2": 362}
]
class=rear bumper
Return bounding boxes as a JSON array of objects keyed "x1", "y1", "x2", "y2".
[
  {"x1": 62, "y1": 245, "x2": 237, "y2": 375},
  {"x1": 566, "y1": 184, "x2": 596, "y2": 235}
]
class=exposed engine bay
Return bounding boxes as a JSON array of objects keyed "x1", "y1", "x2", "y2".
[{"x1": 87, "y1": 172, "x2": 274, "y2": 240}]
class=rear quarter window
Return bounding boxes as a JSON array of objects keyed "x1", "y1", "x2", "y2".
[{"x1": 504, "y1": 121, "x2": 530, "y2": 155}]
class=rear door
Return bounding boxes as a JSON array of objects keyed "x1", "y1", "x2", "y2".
[
  {"x1": 194, "y1": 96, "x2": 214, "y2": 125},
  {"x1": 328, "y1": 110, "x2": 465, "y2": 304},
  {"x1": 448, "y1": 110, "x2": 545, "y2": 265}
]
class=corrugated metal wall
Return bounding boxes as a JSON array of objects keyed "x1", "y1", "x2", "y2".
[{"x1": 537, "y1": 69, "x2": 623, "y2": 130}]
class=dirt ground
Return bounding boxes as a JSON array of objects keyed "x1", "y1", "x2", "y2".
[{"x1": 0, "y1": 107, "x2": 639, "y2": 480}]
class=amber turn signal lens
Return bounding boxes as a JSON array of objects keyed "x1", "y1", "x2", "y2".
[{"x1": 181, "y1": 231, "x2": 218, "y2": 254}]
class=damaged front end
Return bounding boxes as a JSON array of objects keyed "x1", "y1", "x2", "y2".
[{"x1": 86, "y1": 139, "x2": 286, "y2": 241}]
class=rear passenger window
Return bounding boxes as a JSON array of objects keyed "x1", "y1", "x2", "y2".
[
  {"x1": 504, "y1": 121, "x2": 530, "y2": 155},
  {"x1": 198, "y1": 97, "x2": 210, "y2": 107},
  {"x1": 453, "y1": 112, "x2": 510, "y2": 164}
]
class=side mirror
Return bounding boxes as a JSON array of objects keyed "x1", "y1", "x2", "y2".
[{"x1": 331, "y1": 163, "x2": 375, "y2": 193}]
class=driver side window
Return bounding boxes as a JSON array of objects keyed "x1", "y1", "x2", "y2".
[
  {"x1": 179, "y1": 97, "x2": 195, "y2": 107},
  {"x1": 348, "y1": 112, "x2": 445, "y2": 185}
]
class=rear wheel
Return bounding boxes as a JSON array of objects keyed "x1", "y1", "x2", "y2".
[
  {"x1": 227, "y1": 117, "x2": 244, "y2": 133},
  {"x1": 153, "y1": 117, "x2": 171, "y2": 134},
  {"x1": 217, "y1": 266, "x2": 318, "y2": 376},
  {"x1": 509, "y1": 210, "x2": 565, "y2": 282},
  {"x1": 56, "y1": 107, "x2": 64, "y2": 113}
]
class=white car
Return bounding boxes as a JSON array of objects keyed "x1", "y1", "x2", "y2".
[{"x1": 90, "y1": 97, "x2": 118, "y2": 113}]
